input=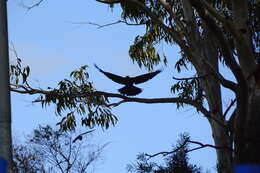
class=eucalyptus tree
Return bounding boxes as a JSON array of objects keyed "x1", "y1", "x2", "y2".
[{"x1": 92, "y1": 1, "x2": 260, "y2": 173}]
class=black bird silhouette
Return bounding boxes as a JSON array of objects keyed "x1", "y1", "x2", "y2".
[
  {"x1": 72, "y1": 130, "x2": 95, "y2": 143},
  {"x1": 94, "y1": 64, "x2": 161, "y2": 96}
]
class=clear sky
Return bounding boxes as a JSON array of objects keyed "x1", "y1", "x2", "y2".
[{"x1": 8, "y1": 0, "x2": 216, "y2": 172}]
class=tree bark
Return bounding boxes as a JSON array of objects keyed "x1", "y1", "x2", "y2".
[
  {"x1": 242, "y1": 88, "x2": 260, "y2": 164},
  {"x1": 181, "y1": 1, "x2": 233, "y2": 172},
  {"x1": 0, "y1": 0, "x2": 13, "y2": 171}
]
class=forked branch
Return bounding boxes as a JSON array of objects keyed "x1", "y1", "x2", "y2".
[{"x1": 145, "y1": 139, "x2": 233, "y2": 159}]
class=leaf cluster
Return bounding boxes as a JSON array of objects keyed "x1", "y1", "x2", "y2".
[
  {"x1": 10, "y1": 60, "x2": 117, "y2": 131},
  {"x1": 121, "y1": 0, "x2": 181, "y2": 70},
  {"x1": 10, "y1": 58, "x2": 30, "y2": 85},
  {"x1": 129, "y1": 24, "x2": 167, "y2": 71},
  {"x1": 171, "y1": 77, "x2": 204, "y2": 110},
  {"x1": 39, "y1": 65, "x2": 117, "y2": 130}
]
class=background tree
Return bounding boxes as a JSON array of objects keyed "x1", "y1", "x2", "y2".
[
  {"x1": 13, "y1": 125, "x2": 106, "y2": 173},
  {"x1": 12, "y1": 143, "x2": 46, "y2": 173},
  {"x1": 126, "y1": 134, "x2": 203, "y2": 173}
]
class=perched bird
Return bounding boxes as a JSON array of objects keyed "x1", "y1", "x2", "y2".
[
  {"x1": 94, "y1": 64, "x2": 161, "y2": 96},
  {"x1": 72, "y1": 130, "x2": 95, "y2": 143}
]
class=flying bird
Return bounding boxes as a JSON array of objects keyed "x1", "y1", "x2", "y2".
[{"x1": 94, "y1": 64, "x2": 161, "y2": 96}]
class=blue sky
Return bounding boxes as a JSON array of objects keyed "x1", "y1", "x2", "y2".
[{"x1": 8, "y1": 0, "x2": 216, "y2": 172}]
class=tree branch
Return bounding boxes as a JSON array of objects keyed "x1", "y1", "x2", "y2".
[
  {"x1": 94, "y1": 91, "x2": 227, "y2": 127},
  {"x1": 93, "y1": 91, "x2": 210, "y2": 115},
  {"x1": 10, "y1": 84, "x2": 49, "y2": 95},
  {"x1": 203, "y1": 60, "x2": 237, "y2": 92},
  {"x1": 172, "y1": 74, "x2": 210, "y2": 81},
  {"x1": 145, "y1": 139, "x2": 233, "y2": 159},
  {"x1": 145, "y1": 139, "x2": 189, "y2": 159},
  {"x1": 223, "y1": 99, "x2": 236, "y2": 119},
  {"x1": 11, "y1": 83, "x2": 228, "y2": 126},
  {"x1": 187, "y1": 140, "x2": 233, "y2": 152},
  {"x1": 21, "y1": 0, "x2": 45, "y2": 10},
  {"x1": 69, "y1": 20, "x2": 146, "y2": 29}
]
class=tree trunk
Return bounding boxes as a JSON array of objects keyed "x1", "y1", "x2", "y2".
[
  {"x1": 235, "y1": 84, "x2": 260, "y2": 165},
  {"x1": 244, "y1": 89, "x2": 260, "y2": 163},
  {"x1": 210, "y1": 116, "x2": 233, "y2": 173},
  {"x1": 0, "y1": 0, "x2": 13, "y2": 171},
  {"x1": 181, "y1": 1, "x2": 233, "y2": 172}
]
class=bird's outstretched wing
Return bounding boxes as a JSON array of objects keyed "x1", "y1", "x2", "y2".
[
  {"x1": 94, "y1": 64, "x2": 128, "y2": 85},
  {"x1": 132, "y1": 70, "x2": 161, "y2": 84}
]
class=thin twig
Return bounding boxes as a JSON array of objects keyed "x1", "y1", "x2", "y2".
[
  {"x1": 172, "y1": 74, "x2": 209, "y2": 81},
  {"x1": 145, "y1": 139, "x2": 189, "y2": 159},
  {"x1": 68, "y1": 20, "x2": 146, "y2": 29},
  {"x1": 21, "y1": 0, "x2": 45, "y2": 10}
]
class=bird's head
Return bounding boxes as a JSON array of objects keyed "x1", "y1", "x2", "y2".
[{"x1": 125, "y1": 76, "x2": 130, "y2": 79}]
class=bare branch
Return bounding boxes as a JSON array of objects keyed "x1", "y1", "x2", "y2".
[
  {"x1": 68, "y1": 20, "x2": 146, "y2": 29},
  {"x1": 223, "y1": 99, "x2": 236, "y2": 119},
  {"x1": 144, "y1": 139, "x2": 233, "y2": 159},
  {"x1": 145, "y1": 139, "x2": 189, "y2": 159},
  {"x1": 203, "y1": 60, "x2": 237, "y2": 92},
  {"x1": 93, "y1": 91, "x2": 210, "y2": 115},
  {"x1": 172, "y1": 74, "x2": 210, "y2": 81},
  {"x1": 21, "y1": 0, "x2": 45, "y2": 10},
  {"x1": 107, "y1": 99, "x2": 127, "y2": 107},
  {"x1": 72, "y1": 130, "x2": 95, "y2": 143},
  {"x1": 187, "y1": 140, "x2": 233, "y2": 152},
  {"x1": 95, "y1": 91, "x2": 227, "y2": 127}
]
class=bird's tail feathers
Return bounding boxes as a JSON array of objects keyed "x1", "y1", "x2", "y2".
[{"x1": 118, "y1": 85, "x2": 142, "y2": 96}]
